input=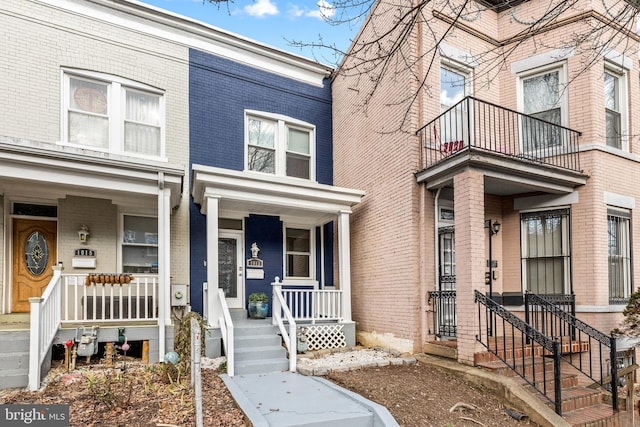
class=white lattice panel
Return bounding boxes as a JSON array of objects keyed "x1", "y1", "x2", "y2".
[{"x1": 303, "y1": 324, "x2": 346, "y2": 350}]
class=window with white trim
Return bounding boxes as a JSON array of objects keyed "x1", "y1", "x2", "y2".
[
  {"x1": 608, "y1": 208, "x2": 632, "y2": 304},
  {"x1": 63, "y1": 71, "x2": 164, "y2": 158},
  {"x1": 285, "y1": 227, "x2": 312, "y2": 278},
  {"x1": 439, "y1": 63, "x2": 471, "y2": 150},
  {"x1": 604, "y1": 66, "x2": 627, "y2": 150},
  {"x1": 519, "y1": 65, "x2": 567, "y2": 151},
  {"x1": 246, "y1": 112, "x2": 314, "y2": 180},
  {"x1": 521, "y1": 209, "x2": 571, "y2": 295},
  {"x1": 121, "y1": 214, "x2": 158, "y2": 274}
]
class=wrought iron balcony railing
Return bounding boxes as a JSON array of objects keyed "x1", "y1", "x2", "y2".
[{"x1": 417, "y1": 96, "x2": 582, "y2": 173}]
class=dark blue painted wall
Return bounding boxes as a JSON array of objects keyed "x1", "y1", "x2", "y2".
[{"x1": 188, "y1": 48, "x2": 334, "y2": 313}]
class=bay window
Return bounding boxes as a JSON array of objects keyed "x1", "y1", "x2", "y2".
[
  {"x1": 604, "y1": 66, "x2": 627, "y2": 150},
  {"x1": 519, "y1": 65, "x2": 566, "y2": 152}
]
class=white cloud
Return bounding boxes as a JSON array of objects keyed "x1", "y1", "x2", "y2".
[
  {"x1": 288, "y1": 4, "x2": 304, "y2": 18},
  {"x1": 302, "y1": 0, "x2": 335, "y2": 20},
  {"x1": 244, "y1": 0, "x2": 279, "y2": 17}
]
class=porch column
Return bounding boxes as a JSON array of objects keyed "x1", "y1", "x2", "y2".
[
  {"x1": 337, "y1": 210, "x2": 352, "y2": 322},
  {"x1": 157, "y1": 174, "x2": 171, "y2": 359},
  {"x1": 206, "y1": 196, "x2": 220, "y2": 327},
  {"x1": 454, "y1": 168, "x2": 486, "y2": 364}
]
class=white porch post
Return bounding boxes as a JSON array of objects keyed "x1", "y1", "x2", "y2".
[
  {"x1": 337, "y1": 210, "x2": 352, "y2": 322},
  {"x1": 157, "y1": 174, "x2": 171, "y2": 359},
  {"x1": 206, "y1": 196, "x2": 220, "y2": 326}
]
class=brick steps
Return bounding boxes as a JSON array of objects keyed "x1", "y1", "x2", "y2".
[{"x1": 475, "y1": 337, "x2": 629, "y2": 427}]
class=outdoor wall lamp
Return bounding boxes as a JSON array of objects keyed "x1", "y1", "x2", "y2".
[
  {"x1": 485, "y1": 219, "x2": 501, "y2": 236},
  {"x1": 78, "y1": 224, "x2": 90, "y2": 244}
]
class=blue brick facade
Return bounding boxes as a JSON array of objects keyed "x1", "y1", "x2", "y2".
[{"x1": 189, "y1": 48, "x2": 334, "y2": 313}]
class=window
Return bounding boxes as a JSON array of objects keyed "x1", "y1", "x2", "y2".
[
  {"x1": 246, "y1": 112, "x2": 314, "y2": 180},
  {"x1": 439, "y1": 64, "x2": 470, "y2": 150},
  {"x1": 122, "y1": 214, "x2": 158, "y2": 274},
  {"x1": 521, "y1": 209, "x2": 571, "y2": 295},
  {"x1": 63, "y1": 72, "x2": 164, "y2": 158},
  {"x1": 285, "y1": 227, "x2": 311, "y2": 278},
  {"x1": 519, "y1": 66, "x2": 566, "y2": 151},
  {"x1": 608, "y1": 208, "x2": 631, "y2": 304},
  {"x1": 604, "y1": 67, "x2": 627, "y2": 150}
]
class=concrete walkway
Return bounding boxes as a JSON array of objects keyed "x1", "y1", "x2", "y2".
[{"x1": 221, "y1": 371, "x2": 399, "y2": 427}]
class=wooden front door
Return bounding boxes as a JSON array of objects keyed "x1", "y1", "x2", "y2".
[{"x1": 12, "y1": 219, "x2": 57, "y2": 312}]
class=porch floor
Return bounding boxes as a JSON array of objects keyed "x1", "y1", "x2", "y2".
[{"x1": 0, "y1": 313, "x2": 29, "y2": 331}]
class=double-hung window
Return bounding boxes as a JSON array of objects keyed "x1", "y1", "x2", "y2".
[
  {"x1": 285, "y1": 227, "x2": 312, "y2": 278},
  {"x1": 519, "y1": 65, "x2": 566, "y2": 152},
  {"x1": 521, "y1": 209, "x2": 571, "y2": 295},
  {"x1": 63, "y1": 71, "x2": 164, "y2": 158},
  {"x1": 608, "y1": 208, "x2": 632, "y2": 304},
  {"x1": 604, "y1": 66, "x2": 627, "y2": 150},
  {"x1": 246, "y1": 112, "x2": 314, "y2": 180}
]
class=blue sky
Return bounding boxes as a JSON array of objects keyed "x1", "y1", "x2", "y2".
[{"x1": 138, "y1": 0, "x2": 359, "y2": 65}]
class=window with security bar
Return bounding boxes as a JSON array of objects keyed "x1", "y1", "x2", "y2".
[
  {"x1": 521, "y1": 209, "x2": 571, "y2": 295},
  {"x1": 608, "y1": 208, "x2": 632, "y2": 304}
]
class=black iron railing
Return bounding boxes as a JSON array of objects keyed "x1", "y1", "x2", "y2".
[
  {"x1": 417, "y1": 96, "x2": 582, "y2": 172},
  {"x1": 524, "y1": 292, "x2": 619, "y2": 411},
  {"x1": 475, "y1": 290, "x2": 563, "y2": 414},
  {"x1": 428, "y1": 290, "x2": 456, "y2": 338}
]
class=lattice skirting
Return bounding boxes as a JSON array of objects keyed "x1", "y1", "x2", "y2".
[{"x1": 300, "y1": 324, "x2": 346, "y2": 351}]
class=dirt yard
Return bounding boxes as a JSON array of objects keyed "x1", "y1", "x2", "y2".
[{"x1": 1, "y1": 356, "x2": 536, "y2": 427}]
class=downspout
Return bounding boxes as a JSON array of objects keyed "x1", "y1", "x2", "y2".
[{"x1": 157, "y1": 172, "x2": 166, "y2": 360}]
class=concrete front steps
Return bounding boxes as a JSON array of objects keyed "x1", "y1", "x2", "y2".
[
  {"x1": 230, "y1": 310, "x2": 289, "y2": 375},
  {"x1": 475, "y1": 339, "x2": 631, "y2": 426},
  {"x1": 0, "y1": 329, "x2": 30, "y2": 390}
]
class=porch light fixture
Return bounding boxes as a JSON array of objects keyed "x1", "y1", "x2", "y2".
[
  {"x1": 485, "y1": 219, "x2": 501, "y2": 236},
  {"x1": 78, "y1": 224, "x2": 90, "y2": 244}
]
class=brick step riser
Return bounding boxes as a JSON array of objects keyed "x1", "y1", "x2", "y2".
[
  {"x1": 476, "y1": 343, "x2": 588, "y2": 364},
  {"x1": 540, "y1": 391, "x2": 603, "y2": 412}
]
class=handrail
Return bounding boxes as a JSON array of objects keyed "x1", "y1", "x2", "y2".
[
  {"x1": 272, "y1": 281, "x2": 297, "y2": 372},
  {"x1": 475, "y1": 290, "x2": 563, "y2": 414},
  {"x1": 217, "y1": 288, "x2": 234, "y2": 377},
  {"x1": 525, "y1": 292, "x2": 618, "y2": 410},
  {"x1": 281, "y1": 288, "x2": 343, "y2": 323},
  {"x1": 417, "y1": 96, "x2": 582, "y2": 173},
  {"x1": 28, "y1": 266, "x2": 64, "y2": 390}
]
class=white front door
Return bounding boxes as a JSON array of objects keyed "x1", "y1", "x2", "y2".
[{"x1": 218, "y1": 231, "x2": 244, "y2": 309}]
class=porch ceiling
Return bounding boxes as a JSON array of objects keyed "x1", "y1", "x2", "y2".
[
  {"x1": 416, "y1": 148, "x2": 589, "y2": 196},
  {"x1": 0, "y1": 137, "x2": 184, "y2": 208},
  {"x1": 191, "y1": 164, "x2": 365, "y2": 224}
]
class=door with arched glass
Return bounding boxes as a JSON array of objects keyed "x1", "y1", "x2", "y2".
[{"x1": 12, "y1": 219, "x2": 57, "y2": 312}]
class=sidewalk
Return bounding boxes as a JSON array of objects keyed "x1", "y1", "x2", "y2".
[{"x1": 221, "y1": 371, "x2": 399, "y2": 427}]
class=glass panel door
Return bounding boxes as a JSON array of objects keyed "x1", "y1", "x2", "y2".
[{"x1": 219, "y1": 231, "x2": 243, "y2": 309}]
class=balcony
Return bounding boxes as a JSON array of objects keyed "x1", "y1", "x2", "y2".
[{"x1": 416, "y1": 97, "x2": 587, "y2": 194}]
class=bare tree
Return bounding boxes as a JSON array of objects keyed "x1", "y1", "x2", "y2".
[{"x1": 208, "y1": 0, "x2": 639, "y2": 133}]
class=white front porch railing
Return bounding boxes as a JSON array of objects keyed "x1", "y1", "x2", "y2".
[
  {"x1": 217, "y1": 288, "x2": 234, "y2": 377},
  {"x1": 28, "y1": 266, "x2": 64, "y2": 390},
  {"x1": 60, "y1": 274, "x2": 158, "y2": 322},
  {"x1": 280, "y1": 287, "x2": 343, "y2": 323},
  {"x1": 272, "y1": 283, "x2": 297, "y2": 372}
]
